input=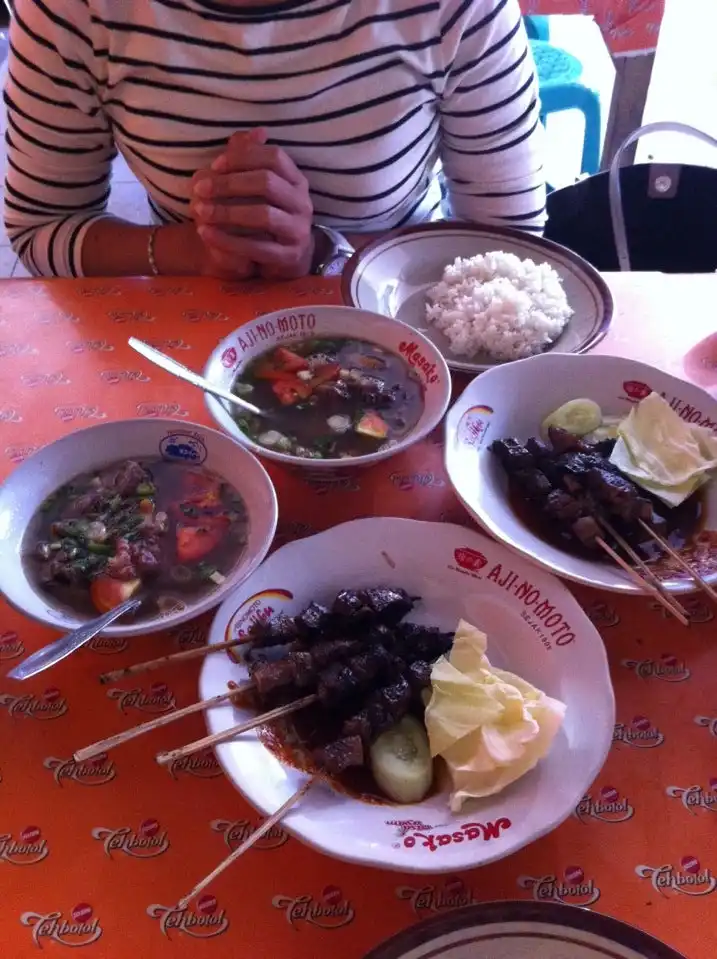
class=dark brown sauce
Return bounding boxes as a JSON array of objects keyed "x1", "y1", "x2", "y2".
[
  {"x1": 650, "y1": 529, "x2": 717, "y2": 583},
  {"x1": 258, "y1": 715, "x2": 443, "y2": 807},
  {"x1": 508, "y1": 478, "x2": 706, "y2": 570}
]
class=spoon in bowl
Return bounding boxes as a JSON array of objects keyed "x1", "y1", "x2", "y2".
[
  {"x1": 6, "y1": 597, "x2": 142, "y2": 681},
  {"x1": 128, "y1": 337, "x2": 263, "y2": 417}
]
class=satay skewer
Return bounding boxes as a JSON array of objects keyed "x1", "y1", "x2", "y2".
[
  {"x1": 155, "y1": 694, "x2": 318, "y2": 767},
  {"x1": 595, "y1": 537, "x2": 690, "y2": 627},
  {"x1": 73, "y1": 681, "x2": 254, "y2": 762},
  {"x1": 98, "y1": 636, "x2": 249, "y2": 685},
  {"x1": 596, "y1": 516, "x2": 691, "y2": 621},
  {"x1": 637, "y1": 518, "x2": 717, "y2": 604},
  {"x1": 176, "y1": 778, "x2": 314, "y2": 910}
]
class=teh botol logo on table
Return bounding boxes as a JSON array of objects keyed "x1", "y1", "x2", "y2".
[
  {"x1": 43, "y1": 754, "x2": 116, "y2": 787},
  {"x1": 91, "y1": 819, "x2": 170, "y2": 859},
  {"x1": 0, "y1": 631, "x2": 24, "y2": 661},
  {"x1": 396, "y1": 876, "x2": 478, "y2": 915},
  {"x1": 518, "y1": 866, "x2": 601, "y2": 905},
  {"x1": 272, "y1": 886, "x2": 355, "y2": 929},
  {"x1": 0, "y1": 686, "x2": 68, "y2": 720},
  {"x1": 612, "y1": 715, "x2": 665, "y2": 748},
  {"x1": 636, "y1": 856, "x2": 717, "y2": 896},
  {"x1": 574, "y1": 786, "x2": 635, "y2": 824},
  {"x1": 147, "y1": 895, "x2": 230, "y2": 939},
  {"x1": 0, "y1": 826, "x2": 49, "y2": 865},
  {"x1": 106, "y1": 682, "x2": 176, "y2": 714},
  {"x1": 20, "y1": 903, "x2": 102, "y2": 948}
]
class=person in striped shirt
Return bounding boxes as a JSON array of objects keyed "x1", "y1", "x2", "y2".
[{"x1": 3, "y1": 0, "x2": 545, "y2": 279}]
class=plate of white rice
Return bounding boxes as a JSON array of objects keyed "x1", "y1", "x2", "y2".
[{"x1": 341, "y1": 223, "x2": 613, "y2": 373}]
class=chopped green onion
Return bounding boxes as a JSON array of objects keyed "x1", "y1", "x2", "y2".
[
  {"x1": 88, "y1": 542, "x2": 113, "y2": 555},
  {"x1": 196, "y1": 562, "x2": 226, "y2": 584},
  {"x1": 135, "y1": 482, "x2": 155, "y2": 497}
]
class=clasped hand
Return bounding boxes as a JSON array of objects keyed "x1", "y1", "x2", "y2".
[{"x1": 190, "y1": 128, "x2": 315, "y2": 280}]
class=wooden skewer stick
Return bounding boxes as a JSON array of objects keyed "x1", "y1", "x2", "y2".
[
  {"x1": 596, "y1": 537, "x2": 690, "y2": 627},
  {"x1": 99, "y1": 637, "x2": 248, "y2": 685},
  {"x1": 73, "y1": 682, "x2": 254, "y2": 763},
  {"x1": 155, "y1": 694, "x2": 318, "y2": 767},
  {"x1": 637, "y1": 518, "x2": 717, "y2": 604},
  {"x1": 176, "y1": 778, "x2": 314, "y2": 910},
  {"x1": 596, "y1": 516, "x2": 691, "y2": 621}
]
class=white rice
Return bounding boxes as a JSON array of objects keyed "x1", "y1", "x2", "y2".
[{"x1": 424, "y1": 250, "x2": 573, "y2": 361}]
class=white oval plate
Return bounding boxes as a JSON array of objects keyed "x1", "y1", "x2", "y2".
[
  {"x1": 363, "y1": 901, "x2": 685, "y2": 959},
  {"x1": 200, "y1": 517, "x2": 613, "y2": 874},
  {"x1": 203, "y1": 304, "x2": 451, "y2": 471},
  {"x1": 444, "y1": 353, "x2": 717, "y2": 594},
  {"x1": 341, "y1": 224, "x2": 613, "y2": 374},
  {"x1": 0, "y1": 419, "x2": 278, "y2": 637}
]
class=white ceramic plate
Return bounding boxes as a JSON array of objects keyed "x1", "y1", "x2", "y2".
[
  {"x1": 363, "y1": 901, "x2": 685, "y2": 959},
  {"x1": 0, "y1": 419, "x2": 278, "y2": 637},
  {"x1": 341, "y1": 224, "x2": 613, "y2": 374},
  {"x1": 203, "y1": 305, "x2": 451, "y2": 470},
  {"x1": 445, "y1": 353, "x2": 717, "y2": 594},
  {"x1": 200, "y1": 517, "x2": 614, "y2": 874}
]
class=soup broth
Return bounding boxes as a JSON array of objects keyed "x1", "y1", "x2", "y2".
[
  {"x1": 24, "y1": 459, "x2": 248, "y2": 620},
  {"x1": 231, "y1": 337, "x2": 425, "y2": 459}
]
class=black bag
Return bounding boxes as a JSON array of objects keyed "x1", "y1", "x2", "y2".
[
  {"x1": 543, "y1": 123, "x2": 717, "y2": 273},
  {"x1": 545, "y1": 164, "x2": 717, "y2": 273}
]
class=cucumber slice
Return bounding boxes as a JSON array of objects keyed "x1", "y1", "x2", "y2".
[
  {"x1": 369, "y1": 715, "x2": 434, "y2": 803},
  {"x1": 541, "y1": 398, "x2": 603, "y2": 438}
]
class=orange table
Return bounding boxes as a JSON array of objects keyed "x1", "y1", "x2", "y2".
[
  {"x1": 0, "y1": 273, "x2": 716, "y2": 958},
  {"x1": 521, "y1": 1, "x2": 665, "y2": 56}
]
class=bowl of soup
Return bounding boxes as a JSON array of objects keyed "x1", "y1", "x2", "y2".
[
  {"x1": 203, "y1": 306, "x2": 452, "y2": 468},
  {"x1": 0, "y1": 419, "x2": 278, "y2": 637}
]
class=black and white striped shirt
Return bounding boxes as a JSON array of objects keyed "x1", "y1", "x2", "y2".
[{"x1": 4, "y1": 0, "x2": 546, "y2": 277}]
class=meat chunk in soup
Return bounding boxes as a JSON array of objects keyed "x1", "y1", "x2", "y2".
[
  {"x1": 230, "y1": 337, "x2": 425, "y2": 459},
  {"x1": 25, "y1": 459, "x2": 249, "y2": 620}
]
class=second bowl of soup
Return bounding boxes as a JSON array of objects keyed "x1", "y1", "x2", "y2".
[
  {"x1": 203, "y1": 306, "x2": 451, "y2": 469},
  {"x1": 0, "y1": 419, "x2": 278, "y2": 637}
]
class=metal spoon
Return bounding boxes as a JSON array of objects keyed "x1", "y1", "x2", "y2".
[
  {"x1": 6, "y1": 598, "x2": 142, "y2": 681},
  {"x1": 128, "y1": 337, "x2": 263, "y2": 416}
]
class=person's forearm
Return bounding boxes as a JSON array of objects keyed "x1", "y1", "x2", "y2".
[{"x1": 81, "y1": 218, "x2": 200, "y2": 276}]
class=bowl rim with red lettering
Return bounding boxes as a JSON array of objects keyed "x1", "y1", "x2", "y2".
[
  {"x1": 202, "y1": 304, "x2": 451, "y2": 469},
  {"x1": 444, "y1": 352, "x2": 717, "y2": 594},
  {"x1": 0, "y1": 418, "x2": 278, "y2": 638},
  {"x1": 200, "y1": 517, "x2": 614, "y2": 873}
]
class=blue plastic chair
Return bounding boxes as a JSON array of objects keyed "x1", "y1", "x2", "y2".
[
  {"x1": 530, "y1": 39, "x2": 602, "y2": 177},
  {"x1": 523, "y1": 14, "x2": 550, "y2": 42}
]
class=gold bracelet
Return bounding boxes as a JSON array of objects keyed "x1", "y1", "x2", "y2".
[{"x1": 147, "y1": 226, "x2": 161, "y2": 276}]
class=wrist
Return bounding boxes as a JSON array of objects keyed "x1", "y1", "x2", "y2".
[
  {"x1": 309, "y1": 225, "x2": 326, "y2": 274},
  {"x1": 152, "y1": 223, "x2": 203, "y2": 276},
  {"x1": 311, "y1": 225, "x2": 354, "y2": 276}
]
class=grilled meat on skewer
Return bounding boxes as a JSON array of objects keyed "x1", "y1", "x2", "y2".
[
  {"x1": 313, "y1": 735, "x2": 365, "y2": 775},
  {"x1": 250, "y1": 588, "x2": 419, "y2": 652},
  {"x1": 342, "y1": 677, "x2": 413, "y2": 746},
  {"x1": 248, "y1": 612, "x2": 299, "y2": 647},
  {"x1": 244, "y1": 588, "x2": 452, "y2": 787},
  {"x1": 490, "y1": 430, "x2": 671, "y2": 556},
  {"x1": 295, "y1": 601, "x2": 332, "y2": 637}
]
